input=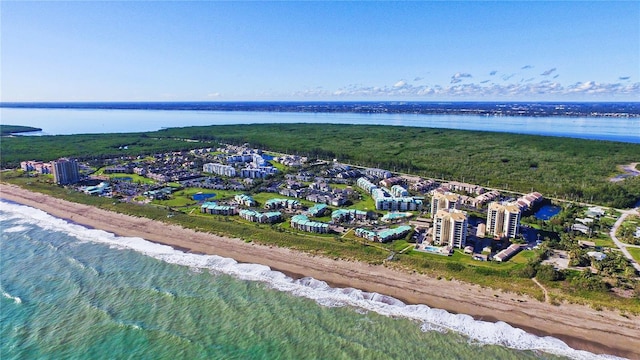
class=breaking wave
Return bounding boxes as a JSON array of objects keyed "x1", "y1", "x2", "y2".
[
  {"x1": 0, "y1": 200, "x2": 623, "y2": 360},
  {"x1": 1, "y1": 288, "x2": 22, "y2": 305}
]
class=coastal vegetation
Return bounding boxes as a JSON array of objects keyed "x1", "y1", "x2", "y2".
[
  {"x1": 616, "y1": 215, "x2": 640, "y2": 245},
  {"x1": 2, "y1": 124, "x2": 639, "y2": 208},
  {"x1": 0, "y1": 125, "x2": 42, "y2": 135},
  {"x1": 2, "y1": 123, "x2": 639, "y2": 314},
  {"x1": 0, "y1": 133, "x2": 196, "y2": 167},
  {"x1": 2, "y1": 171, "x2": 639, "y2": 314}
]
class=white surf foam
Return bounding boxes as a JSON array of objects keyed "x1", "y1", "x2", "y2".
[
  {"x1": 1, "y1": 288, "x2": 22, "y2": 304},
  {"x1": 0, "y1": 200, "x2": 625, "y2": 360},
  {"x1": 2, "y1": 225, "x2": 29, "y2": 233}
]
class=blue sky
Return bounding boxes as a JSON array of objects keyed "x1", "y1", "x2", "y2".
[{"x1": 2, "y1": 1, "x2": 639, "y2": 101}]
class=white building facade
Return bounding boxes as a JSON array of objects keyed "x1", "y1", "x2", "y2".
[{"x1": 486, "y1": 202, "x2": 521, "y2": 239}]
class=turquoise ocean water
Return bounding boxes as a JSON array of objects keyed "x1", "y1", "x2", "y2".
[{"x1": 0, "y1": 201, "x2": 621, "y2": 359}]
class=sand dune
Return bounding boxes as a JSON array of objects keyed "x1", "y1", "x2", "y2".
[{"x1": 1, "y1": 183, "x2": 638, "y2": 358}]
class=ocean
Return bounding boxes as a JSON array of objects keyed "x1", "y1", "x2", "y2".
[
  {"x1": 1, "y1": 105, "x2": 639, "y2": 143},
  {"x1": 0, "y1": 200, "x2": 621, "y2": 360}
]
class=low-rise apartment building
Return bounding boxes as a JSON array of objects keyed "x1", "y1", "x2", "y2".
[
  {"x1": 239, "y1": 209, "x2": 282, "y2": 224},
  {"x1": 290, "y1": 215, "x2": 329, "y2": 233}
]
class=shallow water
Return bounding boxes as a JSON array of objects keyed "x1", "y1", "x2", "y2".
[{"x1": 1, "y1": 200, "x2": 621, "y2": 359}]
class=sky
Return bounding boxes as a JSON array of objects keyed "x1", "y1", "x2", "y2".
[{"x1": 1, "y1": 1, "x2": 639, "y2": 102}]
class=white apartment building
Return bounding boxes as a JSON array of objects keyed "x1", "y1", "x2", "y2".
[
  {"x1": 433, "y1": 209, "x2": 468, "y2": 248},
  {"x1": 486, "y1": 202, "x2": 521, "y2": 239},
  {"x1": 203, "y1": 163, "x2": 236, "y2": 177},
  {"x1": 430, "y1": 192, "x2": 460, "y2": 218},
  {"x1": 52, "y1": 158, "x2": 80, "y2": 185}
]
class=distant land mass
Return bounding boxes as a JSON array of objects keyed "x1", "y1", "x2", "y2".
[
  {"x1": 0, "y1": 125, "x2": 42, "y2": 136},
  {"x1": 1, "y1": 101, "x2": 639, "y2": 117}
]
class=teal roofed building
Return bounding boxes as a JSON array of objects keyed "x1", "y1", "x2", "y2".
[
  {"x1": 381, "y1": 212, "x2": 413, "y2": 222},
  {"x1": 331, "y1": 209, "x2": 372, "y2": 223},
  {"x1": 291, "y1": 215, "x2": 329, "y2": 233},
  {"x1": 264, "y1": 198, "x2": 301, "y2": 210},
  {"x1": 234, "y1": 194, "x2": 256, "y2": 207},
  {"x1": 83, "y1": 182, "x2": 111, "y2": 196},
  {"x1": 239, "y1": 209, "x2": 282, "y2": 224},
  {"x1": 307, "y1": 204, "x2": 328, "y2": 217},
  {"x1": 143, "y1": 187, "x2": 174, "y2": 200},
  {"x1": 200, "y1": 202, "x2": 238, "y2": 216},
  {"x1": 355, "y1": 225, "x2": 412, "y2": 243}
]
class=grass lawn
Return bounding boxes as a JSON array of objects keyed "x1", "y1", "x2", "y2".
[
  {"x1": 268, "y1": 160, "x2": 289, "y2": 172},
  {"x1": 154, "y1": 187, "x2": 245, "y2": 208},
  {"x1": 616, "y1": 215, "x2": 640, "y2": 245},
  {"x1": 404, "y1": 248, "x2": 526, "y2": 272},
  {"x1": 153, "y1": 197, "x2": 198, "y2": 208},
  {"x1": 250, "y1": 192, "x2": 316, "y2": 208},
  {"x1": 108, "y1": 173, "x2": 156, "y2": 185},
  {"x1": 348, "y1": 188, "x2": 376, "y2": 211},
  {"x1": 511, "y1": 250, "x2": 536, "y2": 264},
  {"x1": 312, "y1": 215, "x2": 333, "y2": 223},
  {"x1": 628, "y1": 247, "x2": 640, "y2": 263},
  {"x1": 593, "y1": 235, "x2": 616, "y2": 248}
]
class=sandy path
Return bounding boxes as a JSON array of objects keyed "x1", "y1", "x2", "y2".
[{"x1": 1, "y1": 184, "x2": 639, "y2": 358}]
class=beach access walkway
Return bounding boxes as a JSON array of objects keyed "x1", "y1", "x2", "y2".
[{"x1": 532, "y1": 277, "x2": 549, "y2": 303}]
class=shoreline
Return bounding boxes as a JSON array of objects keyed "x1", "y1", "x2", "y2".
[{"x1": 1, "y1": 184, "x2": 639, "y2": 358}]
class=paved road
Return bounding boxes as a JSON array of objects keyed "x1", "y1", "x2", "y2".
[{"x1": 609, "y1": 208, "x2": 640, "y2": 273}]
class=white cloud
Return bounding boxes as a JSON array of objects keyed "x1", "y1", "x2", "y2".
[{"x1": 322, "y1": 79, "x2": 640, "y2": 99}]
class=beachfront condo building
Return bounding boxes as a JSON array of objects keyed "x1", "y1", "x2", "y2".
[
  {"x1": 486, "y1": 202, "x2": 521, "y2": 239},
  {"x1": 433, "y1": 209, "x2": 468, "y2": 248},
  {"x1": 355, "y1": 225, "x2": 412, "y2": 243},
  {"x1": 290, "y1": 215, "x2": 329, "y2": 233},
  {"x1": 52, "y1": 158, "x2": 80, "y2": 185},
  {"x1": 430, "y1": 192, "x2": 460, "y2": 218},
  {"x1": 239, "y1": 209, "x2": 282, "y2": 224}
]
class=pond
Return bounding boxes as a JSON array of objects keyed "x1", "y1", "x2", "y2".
[
  {"x1": 192, "y1": 193, "x2": 216, "y2": 201},
  {"x1": 534, "y1": 205, "x2": 561, "y2": 220}
]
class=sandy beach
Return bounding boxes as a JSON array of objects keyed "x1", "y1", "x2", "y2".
[{"x1": 1, "y1": 183, "x2": 639, "y2": 358}]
